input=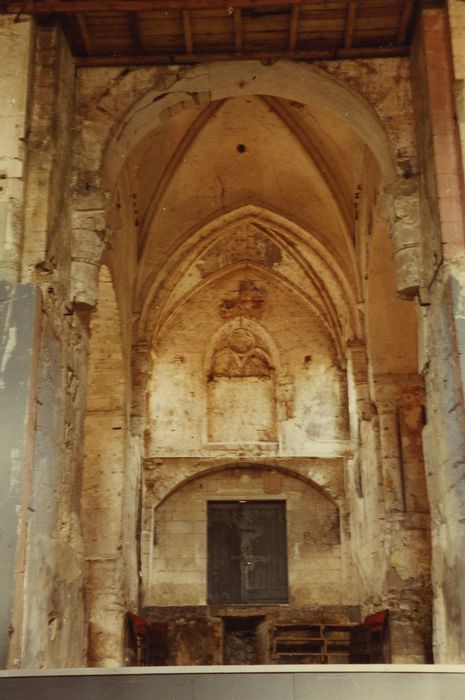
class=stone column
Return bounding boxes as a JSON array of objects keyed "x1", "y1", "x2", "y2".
[
  {"x1": 411, "y1": 5, "x2": 465, "y2": 662},
  {"x1": 131, "y1": 343, "x2": 153, "y2": 606},
  {"x1": 372, "y1": 376, "x2": 431, "y2": 663},
  {"x1": 69, "y1": 198, "x2": 120, "y2": 310},
  {"x1": 383, "y1": 177, "x2": 422, "y2": 300},
  {"x1": 346, "y1": 339, "x2": 371, "y2": 422},
  {"x1": 448, "y1": 0, "x2": 465, "y2": 172},
  {"x1": 374, "y1": 374, "x2": 429, "y2": 516},
  {"x1": 375, "y1": 382, "x2": 406, "y2": 513},
  {"x1": 345, "y1": 340, "x2": 371, "y2": 499},
  {"x1": 0, "y1": 17, "x2": 33, "y2": 282},
  {"x1": 131, "y1": 342, "x2": 152, "y2": 437},
  {"x1": 70, "y1": 213, "x2": 106, "y2": 310}
]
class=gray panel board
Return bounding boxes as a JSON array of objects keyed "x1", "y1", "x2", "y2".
[
  {"x1": 1, "y1": 670, "x2": 465, "y2": 700},
  {"x1": 0, "y1": 282, "x2": 40, "y2": 668}
]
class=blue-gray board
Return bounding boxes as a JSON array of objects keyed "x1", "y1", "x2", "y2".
[
  {"x1": 1, "y1": 667, "x2": 465, "y2": 700},
  {"x1": 0, "y1": 283, "x2": 40, "y2": 668}
]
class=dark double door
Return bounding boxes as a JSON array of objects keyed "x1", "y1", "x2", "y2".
[{"x1": 207, "y1": 500, "x2": 288, "y2": 604}]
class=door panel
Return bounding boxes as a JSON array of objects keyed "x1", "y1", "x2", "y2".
[
  {"x1": 243, "y1": 502, "x2": 288, "y2": 603},
  {"x1": 207, "y1": 501, "x2": 288, "y2": 604},
  {"x1": 208, "y1": 502, "x2": 242, "y2": 604}
]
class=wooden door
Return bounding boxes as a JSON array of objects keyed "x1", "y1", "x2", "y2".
[{"x1": 207, "y1": 501, "x2": 288, "y2": 604}]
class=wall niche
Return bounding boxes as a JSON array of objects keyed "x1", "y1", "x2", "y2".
[{"x1": 207, "y1": 326, "x2": 276, "y2": 443}]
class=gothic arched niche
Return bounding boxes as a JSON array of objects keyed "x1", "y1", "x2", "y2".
[{"x1": 207, "y1": 325, "x2": 276, "y2": 443}]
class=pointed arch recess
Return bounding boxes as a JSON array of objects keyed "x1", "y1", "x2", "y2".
[{"x1": 138, "y1": 206, "x2": 361, "y2": 357}]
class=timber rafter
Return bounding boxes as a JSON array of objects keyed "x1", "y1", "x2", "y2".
[
  {"x1": 0, "y1": 0, "x2": 425, "y2": 64},
  {"x1": 3, "y1": 1, "x2": 317, "y2": 10}
]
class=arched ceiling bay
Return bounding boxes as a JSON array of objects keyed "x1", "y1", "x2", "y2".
[{"x1": 121, "y1": 93, "x2": 376, "y2": 318}]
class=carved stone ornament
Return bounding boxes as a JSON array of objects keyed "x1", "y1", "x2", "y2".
[
  {"x1": 219, "y1": 279, "x2": 267, "y2": 320},
  {"x1": 210, "y1": 328, "x2": 272, "y2": 378}
]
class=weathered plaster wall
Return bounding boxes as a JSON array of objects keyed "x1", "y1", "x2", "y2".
[
  {"x1": 411, "y1": 7, "x2": 465, "y2": 663},
  {"x1": 2, "y1": 21, "x2": 89, "y2": 669},
  {"x1": 21, "y1": 316, "x2": 87, "y2": 668},
  {"x1": 149, "y1": 270, "x2": 349, "y2": 458},
  {"x1": 0, "y1": 16, "x2": 88, "y2": 669}
]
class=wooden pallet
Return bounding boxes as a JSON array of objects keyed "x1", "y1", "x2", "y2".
[{"x1": 270, "y1": 622, "x2": 352, "y2": 664}]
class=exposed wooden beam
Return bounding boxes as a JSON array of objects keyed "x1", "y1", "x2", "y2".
[
  {"x1": 288, "y1": 4, "x2": 299, "y2": 51},
  {"x1": 75, "y1": 44, "x2": 410, "y2": 67},
  {"x1": 128, "y1": 11, "x2": 142, "y2": 53},
  {"x1": 344, "y1": 0, "x2": 357, "y2": 49},
  {"x1": 76, "y1": 11, "x2": 93, "y2": 55},
  {"x1": 2, "y1": 0, "x2": 310, "y2": 13},
  {"x1": 233, "y1": 7, "x2": 242, "y2": 53},
  {"x1": 397, "y1": 0, "x2": 417, "y2": 43},
  {"x1": 181, "y1": 9, "x2": 193, "y2": 54}
]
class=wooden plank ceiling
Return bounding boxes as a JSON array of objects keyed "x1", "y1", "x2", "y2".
[{"x1": 1, "y1": 0, "x2": 423, "y2": 65}]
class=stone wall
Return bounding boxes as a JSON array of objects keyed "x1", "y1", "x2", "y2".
[
  {"x1": 147, "y1": 467, "x2": 344, "y2": 607},
  {"x1": 148, "y1": 268, "x2": 349, "y2": 458}
]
